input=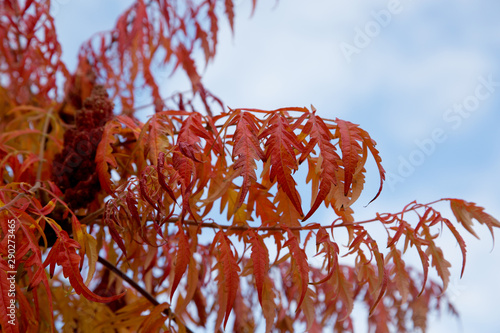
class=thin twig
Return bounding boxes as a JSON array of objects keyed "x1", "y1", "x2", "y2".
[
  {"x1": 80, "y1": 207, "x2": 105, "y2": 225},
  {"x1": 36, "y1": 108, "x2": 53, "y2": 205},
  {"x1": 0, "y1": 109, "x2": 53, "y2": 213},
  {"x1": 97, "y1": 256, "x2": 195, "y2": 333},
  {"x1": 85, "y1": 199, "x2": 446, "y2": 233},
  {"x1": 36, "y1": 108, "x2": 53, "y2": 183},
  {"x1": 121, "y1": 89, "x2": 192, "y2": 114},
  {"x1": 160, "y1": 200, "x2": 445, "y2": 232}
]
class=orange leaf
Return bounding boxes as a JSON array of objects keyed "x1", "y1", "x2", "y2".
[
  {"x1": 408, "y1": 234, "x2": 430, "y2": 296},
  {"x1": 366, "y1": 239, "x2": 388, "y2": 315},
  {"x1": 283, "y1": 228, "x2": 309, "y2": 311},
  {"x1": 313, "y1": 227, "x2": 339, "y2": 284},
  {"x1": 387, "y1": 247, "x2": 410, "y2": 303},
  {"x1": 224, "y1": 0, "x2": 235, "y2": 32},
  {"x1": 175, "y1": 44, "x2": 201, "y2": 90},
  {"x1": 171, "y1": 226, "x2": 191, "y2": 300},
  {"x1": 261, "y1": 278, "x2": 276, "y2": 333},
  {"x1": 44, "y1": 226, "x2": 125, "y2": 303},
  {"x1": 387, "y1": 220, "x2": 410, "y2": 248},
  {"x1": 335, "y1": 266, "x2": 354, "y2": 320},
  {"x1": 334, "y1": 118, "x2": 363, "y2": 196},
  {"x1": 274, "y1": 188, "x2": 302, "y2": 228},
  {"x1": 247, "y1": 184, "x2": 280, "y2": 226},
  {"x1": 421, "y1": 224, "x2": 451, "y2": 291},
  {"x1": 177, "y1": 112, "x2": 220, "y2": 156},
  {"x1": 157, "y1": 152, "x2": 176, "y2": 202},
  {"x1": 95, "y1": 120, "x2": 119, "y2": 195},
  {"x1": 300, "y1": 112, "x2": 340, "y2": 221},
  {"x1": 449, "y1": 198, "x2": 500, "y2": 241},
  {"x1": 230, "y1": 111, "x2": 265, "y2": 208},
  {"x1": 212, "y1": 231, "x2": 240, "y2": 328},
  {"x1": 260, "y1": 113, "x2": 304, "y2": 216},
  {"x1": 195, "y1": 22, "x2": 211, "y2": 64},
  {"x1": 246, "y1": 229, "x2": 269, "y2": 305},
  {"x1": 138, "y1": 303, "x2": 170, "y2": 332},
  {"x1": 442, "y1": 217, "x2": 467, "y2": 277},
  {"x1": 358, "y1": 128, "x2": 385, "y2": 204}
]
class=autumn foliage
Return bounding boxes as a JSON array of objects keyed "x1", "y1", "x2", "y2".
[{"x1": 1, "y1": 1, "x2": 499, "y2": 332}]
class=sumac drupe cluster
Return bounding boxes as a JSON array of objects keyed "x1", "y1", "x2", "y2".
[{"x1": 52, "y1": 85, "x2": 113, "y2": 209}]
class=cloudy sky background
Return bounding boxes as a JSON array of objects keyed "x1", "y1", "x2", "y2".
[{"x1": 53, "y1": 0, "x2": 500, "y2": 332}]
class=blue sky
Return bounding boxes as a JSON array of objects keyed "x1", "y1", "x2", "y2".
[{"x1": 53, "y1": 0, "x2": 500, "y2": 332}]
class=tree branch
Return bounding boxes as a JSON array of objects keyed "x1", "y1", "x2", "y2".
[
  {"x1": 161, "y1": 200, "x2": 444, "y2": 231},
  {"x1": 80, "y1": 207, "x2": 105, "y2": 225},
  {"x1": 79, "y1": 199, "x2": 446, "y2": 233},
  {"x1": 97, "y1": 256, "x2": 195, "y2": 333}
]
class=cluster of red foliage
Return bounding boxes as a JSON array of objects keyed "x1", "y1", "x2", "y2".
[
  {"x1": 0, "y1": 1, "x2": 499, "y2": 333},
  {"x1": 52, "y1": 86, "x2": 114, "y2": 209}
]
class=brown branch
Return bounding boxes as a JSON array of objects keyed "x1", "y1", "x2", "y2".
[
  {"x1": 80, "y1": 207, "x2": 105, "y2": 225},
  {"x1": 87, "y1": 199, "x2": 446, "y2": 233},
  {"x1": 162, "y1": 200, "x2": 444, "y2": 232},
  {"x1": 165, "y1": 219, "x2": 372, "y2": 232},
  {"x1": 97, "y1": 256, "x2": 195, "y2": 333}
]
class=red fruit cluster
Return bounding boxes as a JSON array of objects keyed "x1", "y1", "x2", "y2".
[{"x1": 52, "y1": 85, "x2": 113, "y2": 209}]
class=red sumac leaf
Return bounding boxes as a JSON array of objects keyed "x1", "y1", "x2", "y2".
[
  {"x1": 260, "y1": 113, "x2": 304, "y2": 216},
  {"x1": 96, "y1": 120, "x2": 119, "y2": 195},
  {"x1": 358, "y1": 128, "x2": 385, "y2": 204},
  {"x1": 224, "y1": 0, "x2": 235, "y2": 32},
  {"x1": 301, "y1": 112, "x2": 340, "y2": 220},
  {"x1": 449, "y1": 198, "x2": 500, "y2": 241},
  {"x1": 284, "y1": 228, "x2": 309, "y2": 311},
  {"x1": 335, "y1": 118, "x2": 363, "y2": 196},
  {"x1": 212, "y1": 231, "x2": 240, "y2": 328},
  {"x1": 442, "y1": 217, "x2": 467, "y2": 277},
  {"x1": 157, "y1": 152, "x2": 176, "y2": 202},
  {"x1": 314, "y1": 227, "x2": 339, "y2": 284},
  {"x1": 44, "y1": 227, "x2": 125, "y2": 303},
  {"x1": 231, "y1": 111, "x2": 264, "y2": 208},
  {"x1": 171, "y1": 226, "x2": 191, "y2": 300},
  {"x1": 246, "y1": 229, "x2": 269, "y2": 306}
]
